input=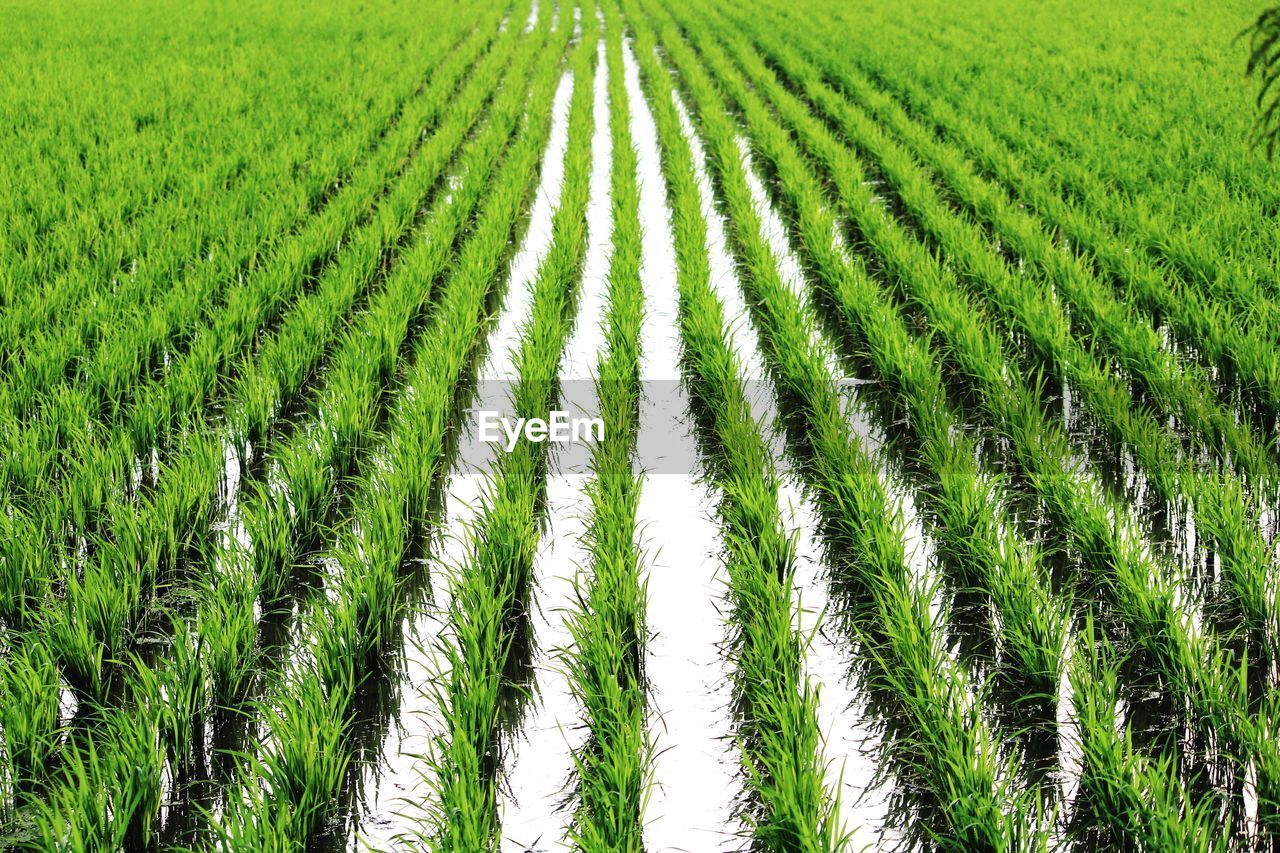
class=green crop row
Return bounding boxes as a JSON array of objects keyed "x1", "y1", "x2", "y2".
[
  {"x1": 4, "y1": 1, "x2": 1278, "y2": 848},
  {"x1": 747, "y1": 15, "x2": 1277, "y2": 500},
  {"x1": 654, "y1": 4, "x2": 1240, "y2": 846},
  {"x1": 417, "y1": 12, "x2": 596, "y2": 847},
  {"x1": 0, "y1": 2, "x2": 486, "y2": 421},
  {"x1": 823, "y1": 46, "x2": 1280, "y2": 427},
  {"x1": 561, "y1": 6, "x2": 651, "y2": 849},
  {"x1": 0, "y1": 13, "x2": 527, "y2": 651},
  {"x1": 674, "y1": 0, "x2": 1068, "y2": 713},
  {"x1": 721, "y1": 9, "x2": 1280, "y2": 675},
  {"x1": 0, "y1": 1, "x2": 473, "y2": 322},
  {"x1": 794, "y1": 0, "x2": 1280, "y2": 300},
  {"x1": 624, "y1": 9, "x2": 844, "y2": 847},
  {"x1": 779, "y1": 34, "x2": 1280, "y2": 488},
  {"x1": 0, "y1": 18, "x2": 524, "y2": 676}
]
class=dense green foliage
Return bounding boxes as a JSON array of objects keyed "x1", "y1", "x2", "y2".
[{"x1": 1, "y1": 0, "x2": 1276, "y2": 849}]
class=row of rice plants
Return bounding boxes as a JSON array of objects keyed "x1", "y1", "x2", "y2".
[
  {"x1": 626, "y1": 3, "x2": 1042, "y2": 848},
  {"x1": 749, "y1": 13, "x2": 1276, "y2": 500},
  {"x1": 561, "y1": 6, "x2": 651, "y2": 847},
  {"x1": 0, "y1": 13, "x2": 527, "y2": 650},
  {"x1": 0, "y1": 4, "x2": 461, "y2": 418},
  {"x1": 625, "y1": 9, "x2": 846, "y2": 847},
  {"x1": 783, "y1": 0, "x2": 1280, "y2": 666},
  {"x1": 613, "y1": 31, "x2": 753, "y2": 845},
  {"x1": 0, "y1": 0, "x2": 464, "y2": 329},
  {"x1": 822, "y1": 49, "x2": 1280, "y2": 427},
  {"x1": 0, "y1": 2, "x2": 488, "y2": 425},
  {"x1": 494, "y1": 21, "x2": 616, "y2": 835},
  {"x1": 194, "y1": 0, "x2": 559, "y2": 761},
  {"x1": 673, "y1": 0, "x2": 1066, "y2": 715},
  {"x1": 806, "y1": 0, "x2": 1280, "y2": 289},
  {"x1": 696, "y1": 5, "x2": 1280, "y2": 840},
  {"x1": 419, "y1": 12, "x2": 599, "y2": 846},
  {"x1": 0, "y1": 14, "x2": 550, "y2": 845},
  {"x1": 201, "y1": 17, "x2": 550, "y2": 630},
  {"x1": 0, "y1": 10, "x2": 524, "y2": 656},
  {"x1": 769, "y1": 31, "x2": 1280, "y2": 487}
]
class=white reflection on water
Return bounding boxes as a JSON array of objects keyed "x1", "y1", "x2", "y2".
[{"x1": 624, "y1": 36, "x2": 743, "y2": 852}]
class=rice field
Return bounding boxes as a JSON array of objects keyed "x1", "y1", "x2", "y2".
[{"x1": 2, "y1": 0, "x2": 1279, "y2": 849}]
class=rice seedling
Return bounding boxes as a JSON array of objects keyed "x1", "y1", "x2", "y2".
[
  {"x1": 713, "y1": 1, "x2": 1280, "y2": 687},
  {"x1": 835, "y1": 58, "x2": 1280, "y2": 428},
  {"x1": 1068, "y1": 617, "x2": 1227, "y2": 851},
  {"x1": 18, "y1": 10, "x2": 522, "y2": 571},
  {"x1": 0, "y1": 644, "x2": 61, "y2": 818},
  {"x1": 30, "y1": 701, "x2": 168, "y2": 851},
  {"x1": 837, "y1": 0, "x2": 1280, "y2": 326},
  {"x1": 733, "y1": 7, "x2": 1279, "y2": 503},
  {"x1": 818, "y1": 0, "x2": 1280, "y2": 286},
  {"x1": 0, "y1": 1, "x2": 479, "y2": 391},
  {"x1": 6, "y1": 7, "x2": 529, "y2": 724},
  {"x1": 12, "y1": 15, "x2": 559, "y2": 848},
  {"x1": 0, "y1": 16, "x2": 505, "y2": 521},
  {"x1": 624, "y1": 9, "x2": 865, "y2": 847},
  {"x1": 668, "y1": 0, "x2": 1068, "y2": 713},
  {"x1": 647, "y1": 12, "x2": 1250, "y2": 845},
  {"x1": 617, "y1": 31, "x2": 751, "y2": 850}
]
